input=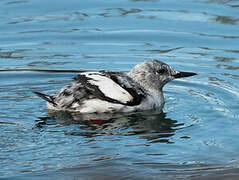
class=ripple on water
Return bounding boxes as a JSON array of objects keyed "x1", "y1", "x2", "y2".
[{"x1": 1, "y1": 0, "x2": 239, "y2": 179}]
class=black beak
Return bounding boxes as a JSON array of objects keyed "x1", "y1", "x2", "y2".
[{"x1": 173, "y1": 71, "x2": 197, "y2": 79}]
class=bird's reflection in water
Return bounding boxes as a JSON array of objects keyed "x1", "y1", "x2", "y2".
[{"x1": 35, "y1": 110, "x2": 183, "y2": 143}]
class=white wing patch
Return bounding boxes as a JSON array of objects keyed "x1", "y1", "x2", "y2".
[{"x1": 82, "y1": 72, "x2": 134, "y2": 104}]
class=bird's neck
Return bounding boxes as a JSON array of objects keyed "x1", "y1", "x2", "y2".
[
  {"x1": 128, "y1": 71, "x2": 165, "y2": 108},
  {"x1": 148, "y1": 88, "x2": 165, "y2": 107}
]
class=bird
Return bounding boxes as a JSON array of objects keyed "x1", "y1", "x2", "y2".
[{"x1": 34, "y1": 60, "x2": 196, "y2": 113}]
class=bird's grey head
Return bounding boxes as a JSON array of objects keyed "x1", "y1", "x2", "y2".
[{"x1": 128, "y1": 60, "x2": 197, "y2": 91}]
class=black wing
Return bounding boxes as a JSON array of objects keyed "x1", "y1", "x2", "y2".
[{"x1": 73, "y1": 71, "x2": 146, "y2": 106}]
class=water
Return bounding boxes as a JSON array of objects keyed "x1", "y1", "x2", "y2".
[{"x1": 0, "y1": 0, "x2": 239, "y2": 179}]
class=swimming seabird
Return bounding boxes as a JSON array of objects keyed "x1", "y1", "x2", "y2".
[{"x1": 34, "y1": 60, "x2": 196, "y2": 113}]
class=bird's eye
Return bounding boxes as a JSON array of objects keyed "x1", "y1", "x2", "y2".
[{"x1": 156, "y1": 69, "x2": 166, "y2": 75}]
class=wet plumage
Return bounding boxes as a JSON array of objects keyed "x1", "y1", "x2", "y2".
[{"x1": 35, "y1": 60, "x2": 196, "y2": 113}]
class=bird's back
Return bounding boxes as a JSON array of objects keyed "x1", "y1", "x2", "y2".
[{"x1": 37, "y1": 71, "x2": 147, "y2": 113}]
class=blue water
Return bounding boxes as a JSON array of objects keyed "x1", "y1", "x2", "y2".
[{"x1": 1, "y1": 0, "x2": 239, "y2": 179}]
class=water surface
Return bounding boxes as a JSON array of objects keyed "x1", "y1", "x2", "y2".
[{"x1": 1, "y1": 0, "x2": 239, "y2": 179}]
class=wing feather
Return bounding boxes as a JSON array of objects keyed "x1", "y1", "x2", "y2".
[
  {"x1": 73, "y1": 72, "x2": 135, "y2": 105},
  {"x1": 100, "y1": 71, "x2": 146, "y2": 105}
]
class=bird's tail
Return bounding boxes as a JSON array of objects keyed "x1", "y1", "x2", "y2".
[{"x1": 34, "y1": 91, "x2": 57, "y2": 106}]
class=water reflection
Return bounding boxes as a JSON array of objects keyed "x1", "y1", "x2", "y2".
[
  {"x1": 35, "y1": 110, "x2": 182, "y2": 142},
  {"x1": 216, "y1": 64, "x2": 239, "y2": 70},
  {"x1": 1, "y1": 0, "x2": 239, "y2": 178},
  {"x1": 0, "y1": 49, "x2": 26, "y2": 59},
  {"x1": 214, "y1": 15, "x2": 239, "y2": 25},
  {"x1": 4, "y1": 0, "x2": 29, "y2": 5},
  {"x1": 205, "y1": 0, "x2": 237, "y2": 5},
  {"x1": 214, "y1": 56, "x2": 236, "y2": 62},
  {"x1": 6, "y1": 5, "x2": 236, "y2": 26}
]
